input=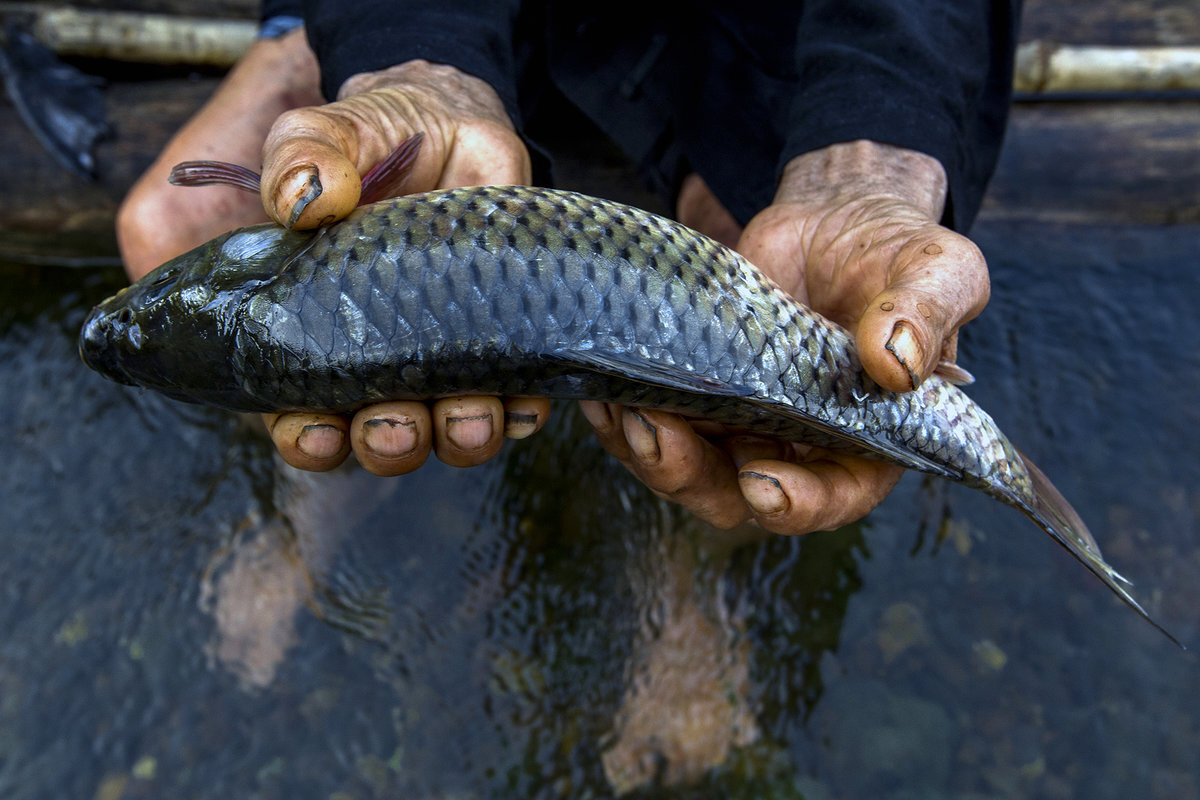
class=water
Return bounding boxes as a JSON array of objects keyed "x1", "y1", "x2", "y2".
[{"x1": 0, "y1": 220, "x2": 1196, "y2": 800}]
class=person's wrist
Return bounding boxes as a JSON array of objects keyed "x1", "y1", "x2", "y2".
[
  {"x1": 273, "y1": 28, "x2": 323, "y2": 104},
  {"x1": 232, "y1": 27, "x2": 321, "y2": 108},
  {"x1": 775, "y1": 140, "x2": 948, "y2": 221}
]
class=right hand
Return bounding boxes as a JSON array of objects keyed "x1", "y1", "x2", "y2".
[
  {"x1": 255, "y1": 59, "x2": 550, "y2": 475},
  {"x1": 582, "y1": 143, "x2": 990, "y2": 536}
]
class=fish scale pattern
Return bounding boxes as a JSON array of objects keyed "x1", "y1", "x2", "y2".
[{"x1": 231, "y1": 186, "x2": 1016, "y2": 488}]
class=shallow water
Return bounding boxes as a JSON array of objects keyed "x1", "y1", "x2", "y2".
[{"x1": 0, "y1": 220, "x2": 1197, "y2": 800}]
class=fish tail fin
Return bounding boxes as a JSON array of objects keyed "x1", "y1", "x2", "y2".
[{"x1": 1009, "y1": 448, "x2": 1184, "y2": 649}]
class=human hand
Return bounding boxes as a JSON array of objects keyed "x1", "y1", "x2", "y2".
[
  {"x1": 582, "y1": 140, "x2": 990, "y2": 536},
  {"x1": 252, "y1": 60, "x2": 549, "y2": 474}
]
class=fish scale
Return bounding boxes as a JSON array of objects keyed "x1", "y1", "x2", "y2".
[{"x1": 78, "y1": 184, "x2": 1179, "y2": 644}]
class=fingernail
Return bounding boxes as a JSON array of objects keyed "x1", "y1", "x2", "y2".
[
  {"x1": 297, "y1": 424, "x2": 344, "y2": 458},
  {"x1": 624, "y1": 410, "x2": 660, "y2": 464},
  {"x1": 275, "y1": 164, "x2": 323, "y2": 228},
  {"x1": 445, "y1": 414, "x2": 493, "y2": 451},
  {"x1": 885, "y1": 321, "x2": 924, "y2": 390},
  {"x1": 503, "y1": 411, "x2": 539, "y2": 440},
  {"x1": 362, "y1": 417, "x2": 417, "y2": 457},
  {"x1": 739, "y1": 471, "x2": 790, "y2": 516}
]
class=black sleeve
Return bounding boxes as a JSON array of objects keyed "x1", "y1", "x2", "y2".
[
  {"x1": 301, "y1": 0, "x2": 525, "y2": 125},
  {"x1": 782, "y1": 0, "x2": 1021, "y2": 231},
  {"x1": 260, "y1": 0, "x2": 304, "y2": 23}
]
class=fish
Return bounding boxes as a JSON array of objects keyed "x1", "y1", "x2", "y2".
[{"x1": 79, "y1": 182, "x2": 1180, "y2": 646}]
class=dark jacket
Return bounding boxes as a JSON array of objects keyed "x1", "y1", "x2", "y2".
[{"x1": 289, "y1": 0, "x2": 1019, "y2": 231}]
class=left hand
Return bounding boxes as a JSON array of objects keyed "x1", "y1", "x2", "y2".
[{"x1": 581, "y1": 140, "x2": 991, "y2": 534}]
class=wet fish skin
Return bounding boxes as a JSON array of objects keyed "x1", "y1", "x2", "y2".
[{"x1": 79, "y1": 185, "x2": 1178, "y2": 645}]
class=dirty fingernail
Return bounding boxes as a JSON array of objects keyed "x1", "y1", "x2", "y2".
[
  {"x1": 885, "y1": 321, "x2": 924, "y2": 390},
  {"x1": 275, "y1": 164, "x2": 323, "y2": 228},
  {"x1": 625, "y1": 410, "x2": 660, "y2": 464},
  {"x1": 297, "y1": 424, "x2": 344, "y2": 458},
  {"x1": 445, "y1": 414, "x2": 493, "y2": 451},
  {"x1": 504, "y1": 411, "x2": 539, "y2": 439},
  {"x1": 739, "y1": 471, "x2": 790, "y2": 516},
  {"x1": 362, "y1": 417, "x2": 417, "y2": 457}
]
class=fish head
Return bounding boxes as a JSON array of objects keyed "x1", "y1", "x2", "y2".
[{"x1": 79, "y1": 222, "x2": 318, "y2": 407}]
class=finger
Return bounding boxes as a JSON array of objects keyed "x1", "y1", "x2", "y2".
[
  {"x1": 263, "y1": 412, "x2": 352, "y2": 472},
  {"x1": 855, "y1": 231, "x2": 990, "y2": 392},
  {"x1": 579, "y1": 401, "x2": 633, "y2": 462},
  {"x1": 431, "y1": 396, "x2": 506, "y2": 467},
  {"x1": 618, "y1": 409, "x2": 750, "y2": 530},
  {"x1": 738, "y1": 453, "x2": 903, "y2": 535},
  {"x1": 502, "y1": 397, "x2": 551, "y2": 440},
  {"x1": 260, "y1": 114, "x2": 364, "y2": 229},
  {"x1": 349, "y1": 402, "x2": 432, "y2": 477}
]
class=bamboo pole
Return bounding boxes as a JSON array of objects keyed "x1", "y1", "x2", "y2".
[
  {"x1": 17, "y1": 6, "x2": 256, "y2": 68},
  {"x1": 1015, "y1": 41, "x2": 1200, "y2": 93}
]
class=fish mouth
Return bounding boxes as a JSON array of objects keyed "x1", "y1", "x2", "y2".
[{"x1": 78, "y1": 305, "x2": 138, "y2": 386}]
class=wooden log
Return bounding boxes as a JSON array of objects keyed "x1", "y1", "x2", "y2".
[
  {"x1": 980, "y1": 101, "x2": 1200, "y2": 225},
  {"x1": 1020, "y1": 0, "x2": 1200, "y2": 47},
  {"x1": 0, "y1": 78, "x2": 219, "y2": 264}
]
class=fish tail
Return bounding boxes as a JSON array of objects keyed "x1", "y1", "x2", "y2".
[{"x1": 1008, "y1": 448, "x2": 1184, "y2": 649}]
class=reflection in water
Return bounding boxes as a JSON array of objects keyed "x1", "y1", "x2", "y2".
[
  {"x1": 484, "y1": 411, "x2": 773, "y2": 794},
  {"x1": 199, "y1": 454, "x2": 397, "y2": 690},
  {"x1": 196, "y1": 399, "x2": 864, "y2": 795}
]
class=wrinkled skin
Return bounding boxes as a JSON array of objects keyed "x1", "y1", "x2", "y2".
[{"x1": 116, "y1": 29, "x2": 989, "y2": 535}]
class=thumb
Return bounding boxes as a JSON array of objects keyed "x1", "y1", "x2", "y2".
[
  {"x1": 259, "y1": 109, "x2": 365, "y2": 229},
  {"x1": 856, "y1": 232, "x2": 990, "y2": 392}
]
